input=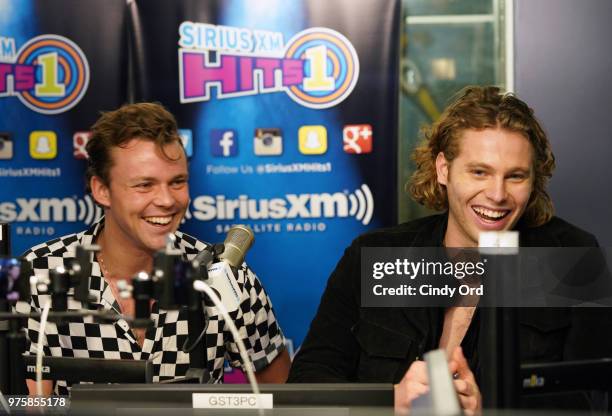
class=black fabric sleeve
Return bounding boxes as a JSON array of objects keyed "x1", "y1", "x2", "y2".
[
  {"x1": 563, "y1": 235, "x2": 612, "y2": 360},
  {"x1": 522, "y1": 228, "x2": 612, "y2": 362},
  {"x1": 287, "y1": 240, "x2": 362, "y2": 382}
]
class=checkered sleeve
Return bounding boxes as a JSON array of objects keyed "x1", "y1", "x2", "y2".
[{"x1": 225, "y1": 264, "x2": 285, "y2": 372}]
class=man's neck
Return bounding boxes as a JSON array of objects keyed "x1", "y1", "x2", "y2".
[
  {"x1": 98, "y1": 222, "x2": 154, "y2": 280},
  {"x1": 444, "y1": 236, "x2": 475, "y2": 248},
  {"x1": 443, "y1": 220, "x2": 477, "y2": 248}
]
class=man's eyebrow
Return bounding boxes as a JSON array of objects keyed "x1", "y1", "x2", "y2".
[
  {"x1": 127, "y1": 174, "x2": 189, "y2": 183},
  {"x1": 465, "y1": 162, "x2": 531, "y2": 172},
  {"x1": 128, "y1": 176, "x2": 156, "y2": 183},
  {"x1": 508, "y1": 167, "x2": 531, "y2": 173},
  {"x1": 465, "y1": 162, "x2": 493, "y2": 170}
]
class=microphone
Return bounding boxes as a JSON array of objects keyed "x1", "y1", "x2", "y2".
[
  {"x1": 218, "y1": 225, "x2": 255, "y2": 268},
  {"x1": 183, "y1": 225, "x2": 254, "y2": 375},
  {"x1": 478, "y1": 230, "x2": 520, "y2": 409},
  {"x1": 198, "y1": 225, "x2": 255, "y2": 313},
  {"x1": 150, "y1": 225, "x2": 254, "y2": 312}
]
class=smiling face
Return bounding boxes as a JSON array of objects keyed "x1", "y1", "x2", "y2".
[
  {"x1": 91, "y1": 138, "x2": 189, "y2": 254},
  {"x1": 436, "y1": 127, "x2": 534, "y2": 247}
]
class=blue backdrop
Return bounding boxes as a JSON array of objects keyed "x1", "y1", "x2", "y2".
[{"x1": 0, "y1": 0, "x2": 400, "y2": 355}]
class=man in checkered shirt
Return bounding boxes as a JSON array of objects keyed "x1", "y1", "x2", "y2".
[{"x1": 16, "y1": 102, "x2": 290, "y2": 395}]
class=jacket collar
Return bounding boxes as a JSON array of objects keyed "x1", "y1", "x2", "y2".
[
  {"x1": 398, "y1": 213, "x2": 448, "y2": 338},
  {"x1": 411, "y1": 213, "x2": 448, "y2": 246}
]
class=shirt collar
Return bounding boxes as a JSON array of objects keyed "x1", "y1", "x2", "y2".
[
  {"x1": 76, "y1": 217, "x2": 122, "y2": 312},
  {"x1": 76, "y1": 216, "x2": 105, "y2": 248}
]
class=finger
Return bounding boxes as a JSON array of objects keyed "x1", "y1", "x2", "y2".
[
  {"x1": 394, "y1": 383, "x2": 430, "y2": 416},
  {"x1": 394, "y1": 406, "x2": 410, "y2": 416},
  {"x1": 403, "y1": 360, "x2": 429, "y2": 385},
  {"x1": 448, "y1": 358, "x2": 458, "y2": 375},
  {"x1": 453, "y1": 379, "x2": 467, "y2": 395},
  {"x1": 405, "y1": 380, "x2": 430, "y2": 401},
  {"x1": 452, "y1": 347, "x2": 476, "y2": 382},
  {"x1": 451, "y1": 346, "x2": 467, "y2": 370},
  {"x1": 393, "y1": 384, "x2": 411, "y2": 416},
  {"x1": 453, "y1": 379, "x2": 473, "y2": 396},
  {"x1": 457, "y1": 394, "x2": 478, "y2": 412}
]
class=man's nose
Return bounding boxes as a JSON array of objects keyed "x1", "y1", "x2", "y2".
[
  {"x1": 154, "y1": 185, "x2": 175, "y2": 207},
  {"x1": 485, "y1": 177, "x2": 508, "y2": 203}
]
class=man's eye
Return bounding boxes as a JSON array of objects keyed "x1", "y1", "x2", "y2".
[
  {"x1": 509, "y1": 173, "x2": 527, "y2": 180},
  {"x1": 135, "y1": 182, "x2": 152, "y2": 189},
  {"x1": 471, "y1": 170, "x2": 485, "y2": 177},
  {"x1": 171, "y1": 179, "x2": 187, "y2": 188}
]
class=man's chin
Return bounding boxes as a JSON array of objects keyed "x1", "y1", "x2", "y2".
[{"x1": 143, "y1": 237, "x2": 172, "y2": 253}]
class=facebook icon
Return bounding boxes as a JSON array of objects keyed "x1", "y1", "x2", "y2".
[{"x1": 210, "y1": 129, "x2": 238, "y2": 157}]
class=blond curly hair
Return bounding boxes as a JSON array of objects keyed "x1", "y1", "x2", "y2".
[{"x1": 409, "y1": 86, "x2": 555, "y2": 227}]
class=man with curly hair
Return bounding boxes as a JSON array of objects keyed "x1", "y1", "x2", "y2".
[{"x1": 288, "y1": 86, "x2": 611, "y2": 413}]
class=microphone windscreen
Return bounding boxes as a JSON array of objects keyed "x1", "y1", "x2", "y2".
[{"x1": 218, "y1": 225, "x2": 254, "y2": 267}]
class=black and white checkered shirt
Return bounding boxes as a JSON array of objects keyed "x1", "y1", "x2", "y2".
[{"x1": 15, "y1": 218, "x2": 285, "y2": 395}]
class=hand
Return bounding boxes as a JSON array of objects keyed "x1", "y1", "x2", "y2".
[
  {"x1": 394, "y1": 348, "x2": 481, "y2": 415},
  {"x1": 449, "y1": 346, "x2": 481, "y2": 415},
  {"x1": 394, "y1": 359, "x2": 429, "y2": 415}
]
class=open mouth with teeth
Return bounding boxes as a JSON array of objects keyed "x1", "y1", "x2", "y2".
[
  {"x1": 472, "y1": 206, "x2": 510, "y2": 222},
  {"x1": 144, "y1": 215, "x2": 173, "y2": 226}
]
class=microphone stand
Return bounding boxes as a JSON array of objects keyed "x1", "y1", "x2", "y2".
[
  {"x1": 478, "y1": 242, "x2": 521, "y2": 409},
  {"x1": 0, "y1": 298, "x2": 10, "y2": 393},
  {"x1": 6, "y1": 259, "x2": 32, "y2": 394},
  {"x1": 181, "y1": 244, "x2": 224, "y2": 383},
  {"x1": 0, "y1": 223, "x2": 25, "y2": 394},
  {"x1": 184, "y1": 257, "x2": 208, "y2": 378},
  {"x1": 148, "y1": 243, "x2": 222, "y2": 384},
  {"x1": 0, "y1": 243, "x2": 133, "y2": 394}
]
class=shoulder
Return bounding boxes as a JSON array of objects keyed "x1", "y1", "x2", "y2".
[
  {"x1": 21, "y1": 229, "x2": 91, "y2": 261},
  {"x1": 520, "y1": 216, "x2": 598, "y2": 247},
  {"x1": 352, "y1": 214, "x2": 445, "y2": 247},
  {"x1": 21, "y1": 220, "x2": 102, "y2": 275}
]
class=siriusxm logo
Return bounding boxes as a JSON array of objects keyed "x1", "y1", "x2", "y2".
[
  {"x1": 0, "y1": 195, "x2": 102, "y2": 224},
  {"x1": 187, "y1": 184, "x2": 373, "y2": 225}
]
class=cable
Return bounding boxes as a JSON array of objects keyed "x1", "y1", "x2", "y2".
[
  {"x1": 192, "y1": 280, "x2": 263, "y2": 415},
  {"x1": 0, "y1": 389, "x2": 10, "y2": 414},
  {"x1": 36, "y1": 300, "x2": 51, "y2": 397},
  {"x1": 181, "y1": 315, "x2": 209, "y2": 353}
]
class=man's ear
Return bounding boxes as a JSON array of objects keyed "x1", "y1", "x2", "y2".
[
  {"x1": 435, "y1": 152, "x2": 449, "y2": 186},
  {"x1": 90, "y1": 176, "x2": 110, "y2": 208}
]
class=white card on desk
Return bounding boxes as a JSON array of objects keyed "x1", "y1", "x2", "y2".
[{"x1": 193, "y1": 393, "x2": 273, "y2": 409}]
